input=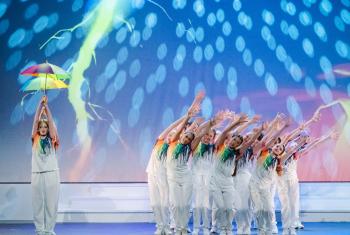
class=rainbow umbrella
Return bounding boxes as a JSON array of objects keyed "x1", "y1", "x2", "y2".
[
  {"x1": 20, "y1": 76, "x2": 68, "y2": 91},
  {"x1": 20, "y1": 61, "x2": 70, "y2": 80},
  {"x1": 20, "y1": 61, "x2": 70, "y2": 93}
]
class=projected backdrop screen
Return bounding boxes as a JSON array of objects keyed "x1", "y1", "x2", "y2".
[{"x1": 0, "y1": 0, "x2": 350, "y2": 182}]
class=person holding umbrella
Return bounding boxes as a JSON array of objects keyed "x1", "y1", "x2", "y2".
[{"x1": 31, "y1": 95, "x2": 60, "y2": 235}]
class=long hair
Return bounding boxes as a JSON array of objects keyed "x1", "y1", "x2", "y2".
[{"x1": 35, "y1": 120, "x2": 52, "y2": 154}]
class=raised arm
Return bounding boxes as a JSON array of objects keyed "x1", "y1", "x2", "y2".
[
  {"x1": 157, "y1": 115, "x2": 188, "y2": 141},
  {"x1": 191, "y1": 111, "x2": 226, "y2": 150},
  {"x1": 263, "y1": 115, "x2": 290, "y2": 149},
  {"x1": 237, "y1": 125, "x2": 264, "y2": 159},
  {"x1": 215, "y1": 114, "x2": 248, "y2": 148},
  {"x1": 32, "y1": 96, "x2": 45, "y2": 138},
  {"x1": 42, "y1": 96, "x2": 58, "y2": 142},
  {"x1": 282, "y1": 110, "x2": 321, "y2": 144},
  {"x1": 169, "y1": 91, "x2": 204, "y2": 143},
  {"x1": 299, "y1": 130, "x2": 338, "y2": 156},
  {"x1": 233, "y1": 115, "x2": 261, "y2": 135}
]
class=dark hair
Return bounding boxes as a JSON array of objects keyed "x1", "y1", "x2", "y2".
[
  {"x1": 231, "y1": 134, "x2": 243, "y2": 145},
  {"x1": 257, "y1": 133, "x2": 264, "y2": 141},
  {"x1": 210, "y1": 129, "x2": 217, "y2": 138},
  {"x1": 187, "y1": 131, "x2": 195, "y2": 141},
  {"x1": 276, "y1": 137, "x2": 282, "y2": 143}
]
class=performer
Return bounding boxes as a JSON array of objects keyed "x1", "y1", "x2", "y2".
[
  {"x1": 232, "y1": 116, "x2": 262, "y2": 235},
  {"x1": 210, "y1": 113, "x2": 251, "y2": 235},
  {"x1": 167, "y1": 108, "x2": 224, "y2": 235},
  {"x1": 31, "y1": 95, "x2": 60, "y2": 235},
  {"x1": 147, "y1": 92, "x2": 204, "y2": 235},
  {"x1": 249, "y1": 113, "x2": 290, "y2": 235},
  {"x1": 279, "y1": 128, "x2": 337, "y2": 235},
  {"x1": 191, "y1": 127, "x2": 216, "y2": 235},
  {"x1": 277, "y1": 110, "x2": 321, "y2": 235}
]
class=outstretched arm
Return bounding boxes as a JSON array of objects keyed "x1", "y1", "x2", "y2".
[
  {"x1": 299, "y1": 131, "x2": 338, "y2": 156},
  {"x1": 169, "y1": 91, "x2": 204, "y2": 143},
  {"x1": 32, "y1": 96, "x2": 45, "y2": 138},
  {"x1": 191, "y1": 111, "x2": 226, "y2": 150},
  {"x1": 42, "y1": 96, "x2": 58, "y2": 143},
  {"x1": 215, "y1": 113, "x2": 248, "y2": 148},
  {"x1": 158, "y1": 116, "x2": 188, "y2": 141},
  {"x1": 237, "y1": 125, "x2": 264, "y2": 160}
]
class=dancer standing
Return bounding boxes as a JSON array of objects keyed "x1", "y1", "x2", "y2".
[
  {"x1": 31, "y1": 95, "x2": 60, "y2": 235},
  {"x1": 210, "y1": 113, "x2": 250, "y2": 235},
  {"x1": 147, "y1": 92, "x2": 204, "y2": 235},
  {"x1": 167, "y1": 108, "x2": 224, "y2": 235},
  {"x1": 249, "y1": 114, "x2": 290, "y2": 235}
]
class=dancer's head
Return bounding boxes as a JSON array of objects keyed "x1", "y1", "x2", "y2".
[
  {"x1": 201, "y1": 129, "x2": 216, "y2": 144},
  {"x1": 38, "y1": 120, "x2": 49, "y2": 137},
  {"x1": 272, "y1": 142, "x2": 285, "y2": 156},
  {"x1": 180, "y1": 131, "x2": 195, "y2": 145},
  {"x1": 298, "y1": 130, "x2": 310, "y2": 143},
  {"x1": 227, "y1": 134, "x2": 243, "y2": 149}
]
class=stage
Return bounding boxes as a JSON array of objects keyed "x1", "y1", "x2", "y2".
[{"x1": 1, "y1": 222, "x2": 350, "y2": 235}]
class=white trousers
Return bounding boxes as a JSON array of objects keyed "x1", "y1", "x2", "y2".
[
  {"x1": 192, "y1": 173, "x2": 211, "y2": 230},
  {"x1": 249, "y1": 180, "x2": 274, "y2": 235},
  {"x1": 233, "y1": 171, "x2": 253, "y2": 234},
  {"x1": 277, "y1": 176, "x2": 300, "y2": 229},
  {"x1": 168, "y1": 174, "x2": 193, "y2": 232},
  {"x1": 31, "y1": 170, "x2": 60, "y2": 235},
  {"x1": 148, "y1": 172, "x2": 170, "y2": 230},
  {"x1": 210, "y1": 175, "x2": 235, "y2": 232}
]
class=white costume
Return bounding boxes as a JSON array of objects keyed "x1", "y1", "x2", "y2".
[
  {"x1": 191, "y1": 143, "x2": 215, "y2": 235},
  {"x1": 210, "y1": 145, "x2": 237, "y2": 235},
  {"x1": 146, "y1": 139, "x2": 171, "y2": 234},
  {"x1": 277, "y1": 142, "x2": 301, "y2": 235},
  {"x1": 167, "y1": 142, "x2": 193, "y2": 235},
  {"x1": 31, "y1": 136, "x2": 60, "y2": 235},
  {"x1": 233, "y1": 147, "x2": 254, "y2": 234},
  {"x1": 249, "y1": 149, "x2": 278, "y2": 235}
]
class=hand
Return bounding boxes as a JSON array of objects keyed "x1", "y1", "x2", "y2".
[
  {"x1": 251, "y1": 115, "x2": 261, "y2": 123},
  {"x1": 237, "y1": 113, "x2": 249, "y2": 124},
  {"x1": 194, "y1": 117, "x2": 205, "y2": 126},
  {"x1": 312, "y1": 111, "x2": 321, "y2": 122},
  {"x1": 188, "y1": 104, "x2": 200, "y2": 117},
  {"x1": 330, "y1": 130, "x2": 339, "y2": 140},
  {"x1": 41, "y1": 95, "x2": 48, "y2": 104}
]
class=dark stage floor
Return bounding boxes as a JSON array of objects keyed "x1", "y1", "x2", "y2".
[{"x1": 0, "y1": 222, "x2": 350, "y2": 235}]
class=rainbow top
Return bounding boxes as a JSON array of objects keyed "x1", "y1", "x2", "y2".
[
  {"x1": 194, "y1": 143, "x2": 213, "y2": 158},
  {"x1": 217, "y1": 144, "x2": 237, "y2": 162},
  {"x1": 258, "y1": 148, "x2": 277, "y2": 170}
]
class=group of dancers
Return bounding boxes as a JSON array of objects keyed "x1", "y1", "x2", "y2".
[
  {"x1": 29, "y1": 92, "x2": 336, "y2": 235},
  {"x1": 146, "y1": 91, "x2": 337, "y2": 235}
]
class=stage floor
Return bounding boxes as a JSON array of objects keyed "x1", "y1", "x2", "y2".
[{"x1": 0, "y1": 222, "x2": 350, "y2": 234}]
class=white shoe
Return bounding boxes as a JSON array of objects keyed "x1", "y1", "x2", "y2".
[
  {"x1": 210, "y1": 227, "x2": 219, "y2": 234},
  {"x1": 203, "y1": 228, "x2": 210, "y2": 235},
  {"x1": 289, "y1": 228, "x2": 297, "y2": 235},
  {"x1": 295, "y1": 223, "x2": 304, "y2": 229},
  {"x1": 154, "y1": 227, "x2": 163, "y2": 235},
  {"x1": 272, "y1": 225, "x2": 278, "y2": 234},
  {"x1": 164, "y1": 227, "x2": 173, "y2": 235},
  {"x1": 192, "y1": 229, "x2": 199, "y2": 235},
  {"x1": 282, "y1": 229, "x2": 289, "y2": 235}
]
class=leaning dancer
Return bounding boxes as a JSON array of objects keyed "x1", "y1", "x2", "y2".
[
  {"x1": 249, "y1": 114, "x2": 289, "y2": 235},
  {"x1": 277, "y1": 111, "x2": 320, "y2": 235},
  {"x1": 191, "y1": 111, "x2": 227, "y2": 235},
  {"x1": 232, "y1": 116, "x2": 262, "y2": 235},
  {"x1": 31, "y1": 95, "x2": 60, "y2": 235},
  {"x1": 210, "y1": 113, "x2": 249, "y2": 235},
  {"x1": 147, "y1": 92, "x2": 204, "y2": 235},
  {"x1": 167, "y1": 108, "x2": 223, "y2": 235}
]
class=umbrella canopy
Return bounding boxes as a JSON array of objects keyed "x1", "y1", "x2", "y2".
[
  {"x1": 21, "y1": 76, "x2": 68, "y2": 91},
  {"x1": 20, "y1": 62, "x2": 70, "y2": 80}
]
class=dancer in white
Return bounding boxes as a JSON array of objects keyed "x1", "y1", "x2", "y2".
[
  {"x1": 277, "y1": 110, "x2": 321, "y2": 235},
  {"x1": 191, "y1": 127, "x2": 216, "y2": 235},
  {"x1": 147, "y1": 92, "x2": 205, "y2": 235},
  {"x1": 210, "y1": 113, "x2": 253, "y2": 235},
  {"x1": 249, "y1": 113, "x2": 290, "y2": 235},
  {"x1": 31, "y1": 95, "x2": 60, "y2": 235}
]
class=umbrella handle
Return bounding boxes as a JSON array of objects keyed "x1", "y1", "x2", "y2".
[{"x1": 44, "y1": 73, "x2": 47, "y2": 95}]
